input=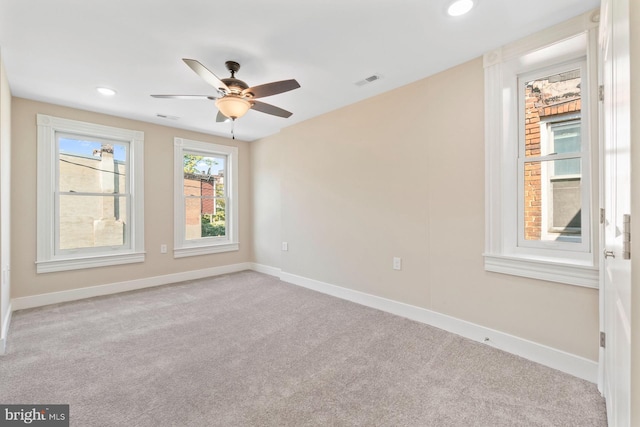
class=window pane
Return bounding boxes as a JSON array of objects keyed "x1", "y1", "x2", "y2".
[
  {"x1": 524, "y1": 159, "x2": 582, "y2": 243},
  {"x1": 183, "y1": 151, "x2": 227, "y2": 241},
  {"x1": 524, "y1": 69, "x2": 581, "y2": 157},
  {"x1": 58, "y1": 137, "x2": 127, "y2": 193},
  {"x1": 203, "y1": 200, "x2": 226, "y2": 238},
  {"x1": 551, "y1": 177, "x2": 582, "y2": 231},
  {"x1": 553, "y1": 158, "x2": 581, "y2": 176},
  {"x1": 553, "y1": 122, "x2": 581, "y2": 153},
  {"x1": 183, "y1": 177, "x2": 203, "y2": 197},
  {"x1": 183, "y1": 153, "x2": 225, "y2": 196},
  {"x1": 184, "y1": 198, "x2": 226, "y2": 240},
  {"x1": 59, "y1": 195, "x2": 127, "y2": 249},
  {"x1": 550, "y1": 121, "x2": 581, "y2": 175},
  {"x1": 185, "y1": 197, "x2": 202, "y2": 240}
]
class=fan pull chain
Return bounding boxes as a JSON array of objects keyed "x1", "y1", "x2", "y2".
[{"x1": 231, "y1": 119, "x2": 236, "y2": 140}]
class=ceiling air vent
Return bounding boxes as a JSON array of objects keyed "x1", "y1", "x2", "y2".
[
  {"x1": 355, "y1": 74, "x2": 382, "y2": 87},
  {"x1": 156, "y1": 114, "x2": 179, "y2": 120}
]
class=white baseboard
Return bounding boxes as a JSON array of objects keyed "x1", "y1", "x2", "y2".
[
  {"x1": 0, "y1": 302, "x2": 12, "y2": 355},
  {"x1": 6, "y1": 260, "x2": 598, "y2": 383},
  {"x1": 278, "y1": 270, "x2": 598, "y2": 384},
  {"x1": 249, "y1": 263, "x2": 282, "y2": 277},
  {"x1": 11, "y1": 262, "x2": 252, "y2": 311}
]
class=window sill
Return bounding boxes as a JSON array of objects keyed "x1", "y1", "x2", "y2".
[
  {"x1": 37, "y1": 252, "x2": 145, "y2": 273},
  {"x1": 174, "y1": 242, "x2": 239, "y2": 259},
  {"x1": 483, "y1": 254, "x2": 598, "y2": 288}
]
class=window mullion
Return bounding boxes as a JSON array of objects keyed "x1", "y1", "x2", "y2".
[{"x1": 522, "y1": 153, "x2": 583, "y2": 163}]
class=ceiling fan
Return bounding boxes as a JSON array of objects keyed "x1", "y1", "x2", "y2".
[{"x1": 152, "y1": 59, "x2": 300, "y2": 122}]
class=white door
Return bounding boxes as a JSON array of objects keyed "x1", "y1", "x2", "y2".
[{"x1": 600, "y1": 0, "x2": 631, "y2": 425}]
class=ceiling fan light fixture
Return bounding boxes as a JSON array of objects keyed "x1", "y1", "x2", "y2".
[{"x1": 215, "y1": 95, "x2": 251, "y2": 120}]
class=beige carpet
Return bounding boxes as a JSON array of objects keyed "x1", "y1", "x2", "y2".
[{"x1": 0, "y1": 270, "x2": 607, "y2": 426}]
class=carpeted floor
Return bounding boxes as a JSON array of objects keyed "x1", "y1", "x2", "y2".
[{"x1": 0, "y1": 271, "x2": 607, "y2": 426}]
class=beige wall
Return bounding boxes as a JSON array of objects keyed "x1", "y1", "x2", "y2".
[
  {"x1": 252, "y1": 57, "x2": 600, "y2": 361},
  {"x1": 0, "y1": 53, "x2": 11, "y2": 349},
  {"x1": 251, "y1": 136, "x2": 281, "y2": 268},
  {"x1": 11, "y1": 98, "x2": 252, "y2": 298}
]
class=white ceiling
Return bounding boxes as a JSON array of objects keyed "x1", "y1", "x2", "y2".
[{"x1": 0, "y1": 0, "x2": 599, "y2": 141}]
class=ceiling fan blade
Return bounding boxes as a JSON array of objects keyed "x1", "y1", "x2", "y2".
[
  {"x1": 250, "y1": 100, "x2": 293, "y2": 118},
  {"x1": 243, "y1": 79, "x2": 300, "y2": 99},
  {"x1": 182, "y1": 58, "x2": 230, "y2": 94},
  {"x1": 216, "y1": 111, "x2": 230, "y2": 122},
  {"x1": 151, "y1": 94, "x2": 217, "y2": 99}
]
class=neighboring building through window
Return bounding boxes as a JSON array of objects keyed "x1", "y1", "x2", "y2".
[
  {"x1": 521, "y1": 67, "x2": 585, "y2": 246},
  {"x1": 58, "y1": 136, "x2": 128, "y2": 250},
  {"x1": 174, "y1": 138, "x2": 238, "y2": 257},
  {"x1": 483, "y1": 11, "x2": 599, "y2": 288},
  {"x1": 183, "y1": 153, "x2": 226, "y2": 240},
  {"x1": 36, "y1": 115, "x2": 145, "y2": 273}
]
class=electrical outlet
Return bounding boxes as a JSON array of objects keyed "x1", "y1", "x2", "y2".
[
  {"x1": 282, "y1": 242, "x2": 288, "y2": 251},
  {"x1": 160, "y1": 244, "x2": 167, "y2": 254},
  {"x1": 393, "y1": 257, "x2": 402, "y2": 270}
]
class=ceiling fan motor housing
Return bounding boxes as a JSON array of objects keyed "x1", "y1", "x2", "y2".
[
  {"x1": 222, "y1": 61, "x2": 250, "y2": 94},
  {"x1": 222, "y1": 77, "x2": 249, "y2": 94}
]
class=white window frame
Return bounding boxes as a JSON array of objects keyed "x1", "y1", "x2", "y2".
[
  {"x1": 483, "y1": 11, "x2": 599, "y2": 288},
  {"x1": 36, "y1": 114, "x2": 145, "y2": 273},
  {"x1": 174, "y1": 138, "x2": 239, "y2": 258}
]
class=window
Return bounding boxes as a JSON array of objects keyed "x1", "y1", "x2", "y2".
[
  {"x1": 520, "y1": 65, "x2": 588, "y2": 248},
  {"x1": 37, "y1": 115, "x2": 144, "y2": 273},
  {"x1": 483, "y1": 11, "x2": 599, "y2": 287},
  {"x1": 174, "y1": 138, "x2": 238, "y2": 257}
]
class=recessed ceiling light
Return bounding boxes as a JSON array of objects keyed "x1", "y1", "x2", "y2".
[
  {"x1": 447, "y1": 0, "x2": 475, "y2": 17},
  {"x1": 96, "y1": 87, "x2": 117, "y2": 96}
]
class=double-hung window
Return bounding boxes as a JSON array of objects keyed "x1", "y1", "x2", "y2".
[
  {"x1": 483, "y1": 11, "x2": 599, "y2": 287},
  {"x1": 519, "y1": 63, "x2": 589, "y2": 250},
  {"x1": 174, "y1": 138, "x2": 238, "y2": 257},
  {"x1": 36, "y1": 115, "x2": 145, "y2": 273}
]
